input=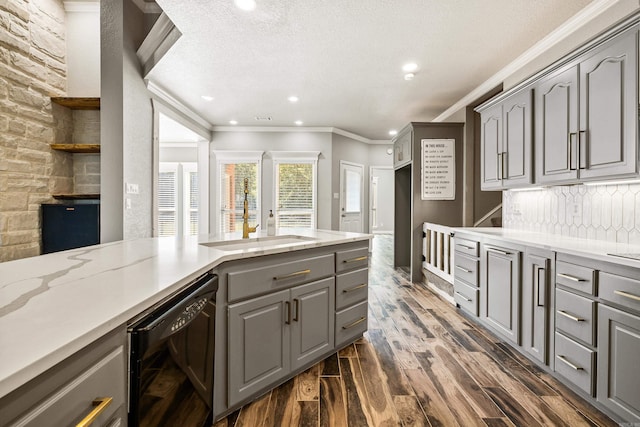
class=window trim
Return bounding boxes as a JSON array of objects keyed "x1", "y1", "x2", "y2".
[{"x1": 271, "y1": 151, "x2": 320, "y2": 229}]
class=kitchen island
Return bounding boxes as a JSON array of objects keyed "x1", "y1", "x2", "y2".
[{"x1": 0, "y1": 229, "x2": 371, "y2": 426}]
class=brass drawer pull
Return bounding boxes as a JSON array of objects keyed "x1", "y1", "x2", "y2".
[
  {"x1": 342, "y1": 316, "x2": 366, "y2": 330},
  {"x1": 273, "y1": 269, "x2": 311, "y2": 280},
  {"x1": 457, "y1": 244, "x2": 474, "y2": 250},
  {"x1": 614, "y1": 290, "x2": 640, "y2": 302},
  {"x1": 485, "y1": 247, "x2": 511, "y2": 256},
  {"x1": 557, "y1": 310, "x2": 585, "y2": 322},
  {"x1": 455, "y1": 291, "x2": 472, "y2": 302},
  {"x1": 556, "y1": 355, "x2": 583, "y2": 371},
  {"x1": 343, "y1": 283, "x2": 367, "y2": 293},
  {"x1": 557, "y1": 273, "x2": 585, "y2": 282},
  {"x1": 343, "y1": 256, "x2": 367, "y2": 263},
  {"x1": 76, "y1": 397, "x2": 113, "y2": 427},
  {"x1": 455, "y1": 265, "x2": 472, "y2": 273}
]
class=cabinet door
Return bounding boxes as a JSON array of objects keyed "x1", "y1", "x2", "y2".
[
  {"x1": 502, "y1": 90, "x2": 533, "y2": 187},
  {"x1": 482, "y1": 245, "x2": 521, "y2": 344},
  {"x1": 393, "y1": 131, "x2": 412, "y2": 169},
  {"x1": 480, "y1": 104, "x2": 503, "y2": 190},
  {"x1": 228, "y1": 290, "x2": 290, "y2": 406},
  {"x1": 597, "y1": 305, "x2": 640, "y2": 422},
  {"x1": 522, "y1": 250, "x2": 553, "y2": 364},
  {"x1": 290, "y1": 278, "x2": 335, "y2": 371},
  {"x1": 535, "y1": 65, "x2": 579, "y2": 184},
  {"x1": 579, "y1": 30, "x2": 638, "y2": 180}
]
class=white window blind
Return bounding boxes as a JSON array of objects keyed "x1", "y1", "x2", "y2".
[
  {"x1": 219, "y1": 162, "x2": 260, "y2": 233},
  {"x1": 158, "y1": 162, "x2": 198, "y2": 237},
  {"x1": 158, "y1": 165, "x2": 178, "y2": 236},
  {"x1": 275, "y1": 162, "x2": 315, "y2": 228}
]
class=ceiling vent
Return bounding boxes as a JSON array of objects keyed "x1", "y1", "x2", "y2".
[{"x1": 255, "y1": 116, "x2": 272, "y2": 121}]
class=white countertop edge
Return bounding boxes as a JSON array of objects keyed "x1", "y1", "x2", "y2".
[{"x1": 0, "y1": 229, "x2": 372, "y2": 400}]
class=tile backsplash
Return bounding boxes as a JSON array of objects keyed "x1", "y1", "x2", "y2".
[{"x1": 503, "y1": 183, "x2": 640, "y2": 245}]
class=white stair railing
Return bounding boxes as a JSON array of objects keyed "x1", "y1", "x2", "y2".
[{"x1": 422, "y1": 222, "x2": 454, "y2": 284}]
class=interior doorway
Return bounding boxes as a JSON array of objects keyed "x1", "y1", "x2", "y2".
[
  {"x1": 369, "y1": 166, "x2": 394, "y2": 233},
  {"x1": 339, "y1": 161, "x2": 364, "y2": 232}
]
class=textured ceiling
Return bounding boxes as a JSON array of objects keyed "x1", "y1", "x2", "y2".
[{"x1": 150, "y1": 0, "x2": 593, "y2": 141}]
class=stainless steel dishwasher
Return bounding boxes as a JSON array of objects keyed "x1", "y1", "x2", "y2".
[{"x1": 128, "y1": 271, "x2": 218, "y2": 427}]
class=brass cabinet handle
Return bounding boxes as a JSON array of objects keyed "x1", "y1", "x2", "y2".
[
  {"x1": 343, "y1": 283, "x2": 367, "y2": 293},
  {"x1": 536, "y1": 266, "x2": 546, "y2": 307},
  {"x1": 557, "y1": 273, "x2": 585, "y2": 282},
  {"x1": 343, "y1": 256, "x2": 367, "y2": 263},
  {"x1": 485, "y1": 247, "x2": 511, "y2": 256},
  {"x1": 455, "y1": 291, "x2": 472, "y2": 302},
  {"x1": 293, "y1": 298, "x2": 299, "y2": 322},
  {"x1": 557, "y1": 310, "x2": 585, "y2": 322},
  {"x1": 273, "y1": 269, "x2": 311, "y2": 280},
  {"x1": 614, "y1": 290, "x2": 640, "y2": 302},
  {"x1": 497, "y1": 152, "x2": 504, "y2": 180},
  {"x1": 557, "y1": 355, "x2": 583, "y2": 371},
  {"x1": 342, "y1": 316, "x2": 366, "y2": 330},
  {"x1": 455, "y1": 265, "x2": 472, "y2": 273},
  {"x1": 76, "y1": 397, "x2": 113, "y2": 427},
  {"x1": 285, "y1": 301, "x2": 291, "y2": 325},
  {"x1": 457, "y1": 244, "x2": 474, "y2": 250},
  {"x1": 568, "y1": 132, "x2": 578, "y2": 170}
]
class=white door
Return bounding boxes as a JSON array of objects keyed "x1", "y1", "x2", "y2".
[
  {"x1": 339, "y1": 161, "x2": 363, "y2": 232},
  {"x1": 369, "y1": 166, "x2": 394, "y2": 233}
]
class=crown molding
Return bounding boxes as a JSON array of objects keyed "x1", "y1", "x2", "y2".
[{"x1": 211, "y1": 125, "x2": 391, "y2": 144}]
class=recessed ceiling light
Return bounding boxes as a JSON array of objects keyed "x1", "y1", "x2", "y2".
[
  {"x1": 402, "y1": 63, "x2": 418, "y2": 73},
  {"x1": 404, "y1": 73, "x2": 415, "y2": 81},
  {"x1": 229, "y1": 120, "x2": 238, "y2": 125},
  {"x1": 288, "y1": 96, "x2": 299, "y2": 103},
  {"x1": 234, "y1": 0, "x2": 256, "y2": 11},
  {"x1": 201, "y1": 95, "x2": 214, "y2": 101},
  {"x1": 295, "y1": 120, "x2": 303, "y2": 126},
  {"x1": 389, "y1": 129, "x2": 398, "y2": 136}
]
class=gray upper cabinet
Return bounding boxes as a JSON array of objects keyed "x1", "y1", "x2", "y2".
[
  {"x1": 393, "y1": 130, "x2": 412, "y2": 169},
  {"x1": 522, "y1": 249, "x2": 554, "y2": 365},
  {"x1": 480, "y1": 89, "x2": 532, "y2": 190},
  {"x1": 481, "y1": 242, "x2": 521, "y2": 344},
  {"x1": 536, "y1": 27, "x2": 638, "y2": 185}
]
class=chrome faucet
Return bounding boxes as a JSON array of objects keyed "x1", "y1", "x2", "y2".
[{"x1": 242, "y1": 178, "x2": 259, "y2": 238}]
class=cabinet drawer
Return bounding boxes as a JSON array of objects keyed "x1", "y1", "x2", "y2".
[
  {"x1": 555, "y1": 332, "x2": 595, "y2": 396},
  {"x1": 11, "y1": 346, "x2": 125, "y2": 427},
  {"x1": 336, "y1": 268, "x2": 368, "y2": 310},
  {"x1": 336, "y1": 300, "x2": 368, "y2": 346},
  {"x1": 336, "y1": 246, "x2": 369, "y2": 273},
  {"x1": 454, "y1": 237, "x2": 479, "y2": 257},
  {"x1": 599, "y1": 271, "x2": 640, "y2": 314},
  {"x1": 555, "y1": 288, "x2": 596, "y2": 346},
  {"x1": 556, "y1": 261, "x2": 596, "y2": 295},
  {"x1": 228, "y1": 253, "x2": 334, "y2": 302},
  {"x1": 454, "y1": 280, "x2": 479, "y2": 316},
  {"x1": 454, "y1": 253, "x2": 479, "y2": 287}
]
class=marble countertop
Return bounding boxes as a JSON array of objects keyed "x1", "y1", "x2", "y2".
[
  {"x1": 0, "y1": 229, "x2": 371, "y2": 399},
  {"x1": 453, "y1": 227, "x2": 640, "y2": 268}
]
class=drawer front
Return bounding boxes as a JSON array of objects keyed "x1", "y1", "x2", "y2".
[
  {"x1": 554, "y1": 332, "x2": 595, "y2": 396},
  {"x1": 555, "y1": 288, "x2": 596, "y2": 346},
  {"x1": 454, "y1": 280, "x2": 479, "y2": 316},
  {"x1": 454, "y1": 253, "x2": 479, "y2": 287},
  {"x1": 599, "y1": 271, "x2": 640, "y2": 314},
  {"x1": 336, "y1": 300, "x2": 368, "y2": 346},
  {"x1": 556, "y1": 261, "x2": 595, "y2": 295},
  {"x1": 454, "y1": 237, "x2": 479, "y2": 257},
  {"x1": 336, "y1": 268, "x2": 368, "y2": 310},
  {"x1": 336, "y1": 246, "x2": 369, "y2": 273},
  {"x1": 228, "y1": 253, "x2": 335, "y2": 302},
  {"x1": 12, "y1": 346, "x2": 125, "y2": 427}
]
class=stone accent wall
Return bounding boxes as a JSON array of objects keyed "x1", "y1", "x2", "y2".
[{"x1": 0, "y1": 0, "x2": 69, "y2": 261}]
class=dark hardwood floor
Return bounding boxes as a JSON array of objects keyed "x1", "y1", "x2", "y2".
[{"x1": 214, "y1": 235, "x2": 617, "y2": 427}]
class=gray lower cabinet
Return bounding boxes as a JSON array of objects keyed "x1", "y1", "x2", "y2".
[
  {"x1": 228, "y1": 277, "x2": 335, "y2": 406},
  {"x1": 0, "y1": 329, "x2": 127, "y2": 427},
  {"x1": 522, "y1": 248, "x2": 554, "y2": 365},
  {"x1": 481, "y1": 242, "x2": 521, "y2": 344},
  {"x1": 453, "y1": 234, "x2": 480, "y2": 315}
]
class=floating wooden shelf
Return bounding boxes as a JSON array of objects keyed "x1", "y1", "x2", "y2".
[
  {"x1": 50, "y1": 144, "x2": 101, "y2": 153},
  {"x1": 52, "y1": 194, "x2": 100, "y2": 200},
  {"x1": 51, "y1": 97, "x2": 100, "y2": 110}
]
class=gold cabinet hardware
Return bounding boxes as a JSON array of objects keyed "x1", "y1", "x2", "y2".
[
  {"x1": 342, "y1": 316, "x2": 366, "y2": 330},
  {"x1": 556, "y1": 355, "x2": 583, "y2": 371},
  {"x1": 343, "y1": 256, "x2": 367, "y2": 263},
  {"x1": 614, "y1": 290, "x2": 640, "y2": 302},
  {"x1": 557, "y1": 310, "x2": 585, "y2": 322},
  {"x1": 76, "y1": 397, "x2": 112, "y2": 427},
  {"x1": 273, "y1": 269, "x2": 311, "y2": 280},
  {"x1": 343, "y1": 283, "x2": 367, "y2": 293},
  {"x1": 285, "y1": 301, "x2": 292, "y2": 325},
  {"x1": 557, "y1": 273, "x2": 585, "y2": 282},
  {"x1": 485, "y1": 247, "x2": 511, "y2": 256},
  {"x1": 455, "y1": 291, "x2": 472, "y2": 302},
  {"x1": 455, "y1": 265, "x2": 472, "y2": 273},
  {"x1": 293, "y1": 298, "x2": 299, "y2": 322}
]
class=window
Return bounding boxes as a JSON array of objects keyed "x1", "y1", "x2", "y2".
[
  {"x1": 273, "y1": 152, "x2": 319, "y2": 229},
  {"x1": 216, "y1": 152, "x2": 263, "y2": 234},
  {"x1": 158, "y1": 162, "x2": 198, "y2": 237}
]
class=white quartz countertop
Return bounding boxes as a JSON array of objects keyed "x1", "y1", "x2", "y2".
[
  {"x1": 0, "y1": 229, "x2": 371, "y2": 399},
  {"x1": 453, "y1": 227, "x2": 640, "y2": 268}
]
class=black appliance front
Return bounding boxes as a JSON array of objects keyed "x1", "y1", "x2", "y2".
[
  {"x1": 128, "y1": 271, "x2": 218, "y2": 427},
  {"x1": 41, "y1": 203, "x2": 100, "y2": 254}
]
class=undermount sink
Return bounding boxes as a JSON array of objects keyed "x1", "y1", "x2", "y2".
[{"x1": 200, "y1": 235, "x2": 318, "y2": 251}]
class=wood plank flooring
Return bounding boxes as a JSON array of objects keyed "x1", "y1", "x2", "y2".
[{"x1": 214, "y1": 235, "x2": 617, "y2": 427}]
